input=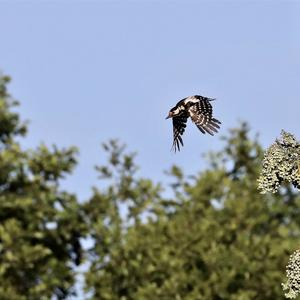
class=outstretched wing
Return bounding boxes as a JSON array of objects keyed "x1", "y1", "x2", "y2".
[
  {"x1": 188, "y1": 98, "x2": 221, "y2": 135},
  {"x1": 172, "y1": 113, "x2": 188, "y2": 152}
]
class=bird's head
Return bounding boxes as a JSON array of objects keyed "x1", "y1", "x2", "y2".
[
  {"x1": 165, "y1": 111, "x2": 173, "y2": 119},
  {"x1": 165, "y1": 107, "x2": 178, "y2": 119}
]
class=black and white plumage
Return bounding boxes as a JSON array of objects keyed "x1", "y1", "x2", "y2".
[{"x1": 166, "y1": 95, "x2": 221, "y2": 152}]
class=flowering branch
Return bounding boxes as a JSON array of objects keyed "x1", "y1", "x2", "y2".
[{"x1": 258, "y1": 130, "x2": 300, "y2": 193}]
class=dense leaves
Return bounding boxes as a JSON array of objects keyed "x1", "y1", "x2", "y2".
[
  {"x1": 1, "y1": 74, "x2": 299, "y2": 299},
  {"x1": 0, "y1": 75, "x2": 85, "y2": 299},
  {"x1": 84, "y1": 123, "x2": 300, "y2": 299},
  {"x1": 258, "y1": 130, "x2": 300, "y2": 193},
  {"x1": 282, "y1": 250, "x2": 300, "y2": 299},
  {"x1": 257, "y1": 131, "x2": 300, "y2": 298}
]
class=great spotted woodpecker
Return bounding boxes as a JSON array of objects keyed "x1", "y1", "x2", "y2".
[{"x1": 166, "y1": 95, "x2": 221, "y2": 152}]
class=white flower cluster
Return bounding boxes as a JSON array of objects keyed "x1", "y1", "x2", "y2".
[
  {"x1": 258, "y1": 130, "x2": 300, "y2": 193},
  {"x1": 282, "y1": 250, "x2": 300, "y2": 298}
]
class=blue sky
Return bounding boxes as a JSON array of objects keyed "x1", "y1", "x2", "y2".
[{"x1": 0, "y1": 0, "x2": 299, "y2": 200}]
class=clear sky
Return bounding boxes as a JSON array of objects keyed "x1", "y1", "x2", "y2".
[{"x1": 0, "y1": 0, "x2": 299, "y2": 200}]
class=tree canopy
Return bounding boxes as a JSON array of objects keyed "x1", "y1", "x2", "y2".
[
  {"x1": 0, "y1": 74, "x2": 299, "y2": 299},
  {"x1": 83, "y1": 125, "x2": 300, "y2": 300},
  {"x1": 0, "y1": 75, "x2": 86, "y2": 299}
]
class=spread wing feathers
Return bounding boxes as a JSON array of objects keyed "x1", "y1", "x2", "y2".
[
  {"x1": 189, "y1": 99, "x2": 221, "y2": 135},
  {"x1": 172, "y1": 114, "x2": 188, "y2": 152}
]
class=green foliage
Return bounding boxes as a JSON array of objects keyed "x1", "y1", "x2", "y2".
[
  {"x1": 84, "y1": 123, "x2": 300, "y2": 300},
  {"x1": 2, "y1": 72, "x2": 300, "y2": 300},
  {"x1": 258, "y1": 130, "x2": 300, "y2": 193},
  {"x1": 0, "y1": 75, "x2": 27, "y2": 145},
  {"x1": 0, "y1": 74, "x2": 86, "y2": 299}
]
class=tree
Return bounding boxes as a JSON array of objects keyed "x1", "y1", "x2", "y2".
[
  {"x1": 258, "y1": 130, "x2": 300, "y2": 193},
  {"x1": 0, "y1": 74, "x2": 86, "y2": 299},
  {"x1": 2, "y1": 72, "x2": 300, "y2": 300},
  {"x1": 258, "y1": 131, "x2": 300, "y2": 298},
  {"x1": 84, "y1": 124, "x2": 300, "y2": 299}
]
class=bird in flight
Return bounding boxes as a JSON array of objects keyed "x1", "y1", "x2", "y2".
[{"x1": 166, "y1": 95, "x2": 221, "y2": 152}]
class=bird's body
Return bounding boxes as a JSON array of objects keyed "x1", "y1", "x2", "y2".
[{"x1": 166, "y1": 95, "x2": 221, "y2": 152}]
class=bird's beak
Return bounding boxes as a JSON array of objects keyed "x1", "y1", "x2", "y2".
[{"x1": 165, "y1": 113, "x2": 171, "y2": 119}]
